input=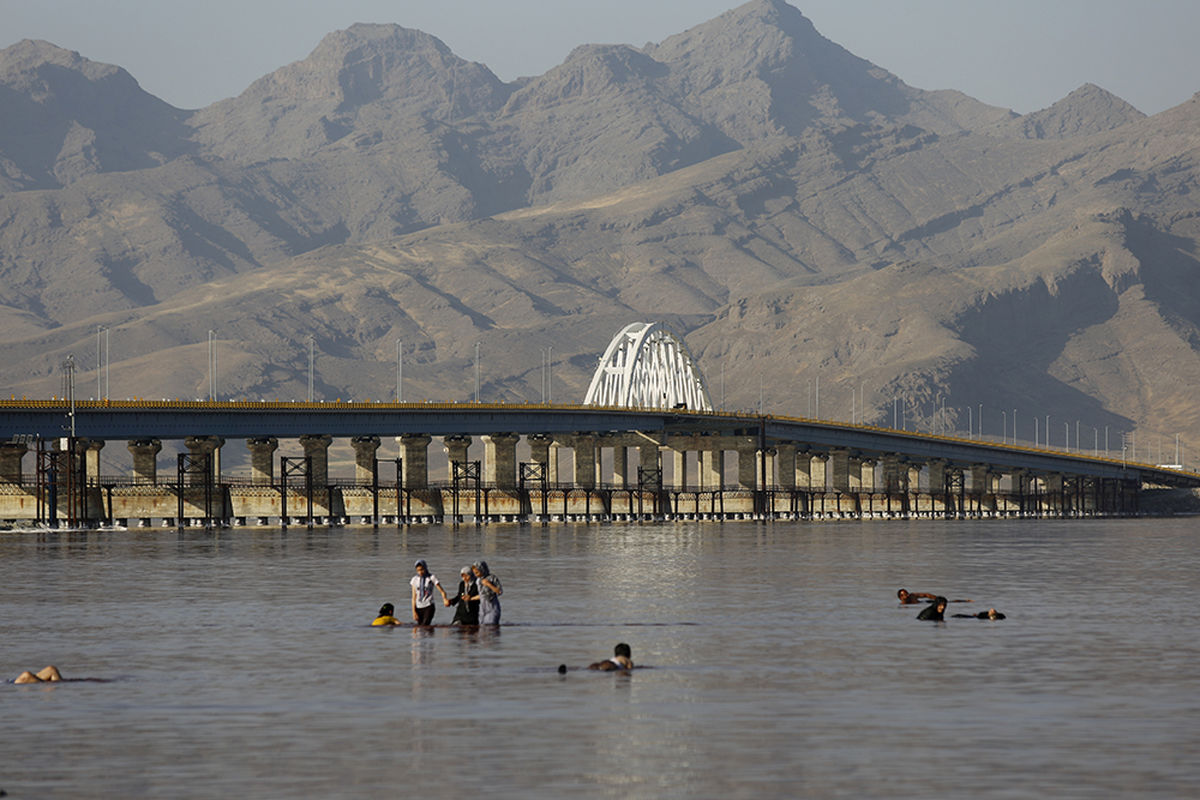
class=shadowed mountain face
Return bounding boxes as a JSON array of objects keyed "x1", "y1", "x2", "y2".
[{"x1": 1, "y1": 0, "x2": 1198, "y2": 455}]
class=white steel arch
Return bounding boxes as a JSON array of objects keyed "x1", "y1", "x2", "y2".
[{"x1": 583, "y1": 322, "x2": 713, "y2": 411}]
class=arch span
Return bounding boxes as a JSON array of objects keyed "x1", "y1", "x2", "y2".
[{"x1": 583, "y1": 322, "x2": 713, "y2": 411}]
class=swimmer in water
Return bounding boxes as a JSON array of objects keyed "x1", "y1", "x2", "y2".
[
  {"x1": 13, "y1": 665, "x2": 63, "y2": 683},
  {"x1": 897, "y1": 588, "x2": 938, "y2": 605},
  {"x1": 588, "y1": 643, "x2": 634, "y2": 671},
  {"x1": 953, "y1": 608, "x2": 1006, "y2": 620},
  {"x1": 916, "y1": 596, "x2": 949, "y2": 621},
  {"x1": 372, "y1": 602, "x2": 402, "y2": 626}
]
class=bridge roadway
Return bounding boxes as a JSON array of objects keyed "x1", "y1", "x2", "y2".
[{"x1": 2, "y1": 399, "x2": 1196, "y2": 489}]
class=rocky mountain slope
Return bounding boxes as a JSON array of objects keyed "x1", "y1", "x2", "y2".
[{"x1": 1, "y1": 0, "x2": 1198, "y2": 460}]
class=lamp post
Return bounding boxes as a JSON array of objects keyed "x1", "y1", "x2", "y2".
[
  {"x1": 400, "y1": 340, "x2": 410, "y2": 402},
  {"x1": 307, "y1": 336, "x2": 314, "y2": 402},
  {"x1": 208, "y1": 329, "x2": 216, "y2": 402},
  {"x1": 1002, "y1": 411, "x2": 1007, "y2": 444},
  {"x1": 474, "y1": 341, "x2": 480, "y2": 403}
]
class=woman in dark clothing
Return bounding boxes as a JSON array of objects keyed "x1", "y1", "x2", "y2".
[
  {"x1": 445, "y1": 565, "x2": 480, "y2": 625},
  {"x1": 917, "y1": 596, "x2": 949, "y2": 621}
]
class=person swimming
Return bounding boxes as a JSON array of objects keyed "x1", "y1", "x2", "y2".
[
  {"x1": 897, "y1": 588, "x2": 938, "y2": 605},
  {"x1": 917, "y1": 596, "x2": 949, "y2": 621},
  {"x1": 372, "y1": 602, "x2": 402, "y2": 626},
  {"x1": 953, "y1": 608, "x2": 1006, "y2": 620},
  {"x1": 588, "y1": 643, "x2": 634, "y2": 671},
  {"x1": 13, "y1": 665, "x2": 63, "y2": 684}
]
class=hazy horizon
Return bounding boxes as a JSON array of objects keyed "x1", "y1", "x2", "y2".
[{"x1": 2, "y1": 0, "x2": 1198, "y2": 115}]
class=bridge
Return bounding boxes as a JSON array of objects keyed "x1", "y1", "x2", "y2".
[{"x1": 1, "y1": 322, "x2": 1196, "y2": 527}]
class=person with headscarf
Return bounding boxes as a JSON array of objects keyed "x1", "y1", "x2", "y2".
[
  {"x1": 411, "y1": 559, "x2": 448, "y2": 625},
  {"x1": 917, "y1": 596, "x2": 949, "y2": 621},
  {"x1": 471, "y1": 560, "x2": 502, "y2": 624},
  {"x1": 372, "y1": 602, "x2": 402, "y2": 626},
  {"x1": 445, "y1": 565, "x2": 479, "y2": 625}
]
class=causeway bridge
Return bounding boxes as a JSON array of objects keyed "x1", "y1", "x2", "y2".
[
  {"x1": 1, "y1": 399, "x2": 1195, "y2": 527},
  {"x1": 2, "y1": 322, "x2": 1196, "y2": 527}
]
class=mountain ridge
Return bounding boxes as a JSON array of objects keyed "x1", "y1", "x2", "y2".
[{"x1": 0, "y1": 1, "x2": 1198, "y2": 456}]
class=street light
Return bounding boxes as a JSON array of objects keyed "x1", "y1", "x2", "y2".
[
  {"x1": 400, "y1": 340, "x2": 410, "y2": 402},
  {"x1": 474, "y1": 341, "x2": 480, "y2": 403},
  {"x1": 307, "y1": 336, "x2": 315, "y2": 402},
  {"x1": 208, "y1": 329, "x2": 216, "y2": 402},
  {"x1": 1002, "y1": 411, "x2": 1007, "y2": 444}
]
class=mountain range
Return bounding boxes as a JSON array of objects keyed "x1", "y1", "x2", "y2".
[{"x1": 2, "y1": 0, "x2": 1198, "y2": 461}]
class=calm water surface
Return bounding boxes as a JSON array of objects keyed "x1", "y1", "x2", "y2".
[{"x1": 4, "y1": 518, "x2": 1200, "y2": 798}]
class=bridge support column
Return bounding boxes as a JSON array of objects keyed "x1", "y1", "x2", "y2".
[
  {"x1": 484, "y1": 433, "x2": 520, "y2": 490},
  {"x1": 794, "y1": 451, "x2": 812, "y2": 490},
  {"x1": 701, "y1": 447, "x2": 724, "y2": 489},
  {"x1": 775, "y1": 444, "x2": 796, "y2": 490},
  {"x1": 400, "y1": 434, "x2": 431, "y2": 488},
  {"x1": 351, "y1": 436, "x2": 381, "y2": 484},
  {"x1": 572, "y1": 435, "x2": 597, "y2": 489},
  {"x1": 1044, "y1": 473, "x2": 1064, "y2": 516},
  {"x1": 185, "y1": 436, "x2": 223, "y2": 484},
  {"x1": 246, "y1": 437, "x2": 278, "y2": 484},
  {"x1": 882, "y1": 455, "x2": 905, "y2": 493},
  {"x1": 299, "y1": 434, "x2": 332, "y2": 487},
  {"x1": 611, "y1": 444, "x2": 629, "y2": 487},
  {"x1": 127, "y1": 439, "x2": 162, "y2": 484},
  {"x1": 443, "y1": 435, "x2": 472, "y2": 481},
  {"x1": 862, "y1": 459, "x2": 877, "y2": 492},
  {"x1": 638, "y1": 436, "x2": 661, "y2": 478},
  {"x1": 527, "y1": 434, "x2": 551, "y2": 477},
  {"x1": 736, "y1": 439, "x2": 757, "y2": 490},
  {"x1": 829, "y1": 449, "x2": 851, "y2": 493},
  {"x1": 810, "y1": 454, "x2": 828, "y2": 492},
  {"x1": 670, "y1": 447, "x2": 690, "y2": 489},
  {"x1": 0, "y1": 441, "x2": 28, "y2": 483},
  {"x1": 548, "y1": 442, "x2": 563, "y2": 483},
  {"x1": 757, "y1": 448, "x2": 777, "y2": 489},
  {"x1": 82, "y1": 439, "x2": 104, "y2": 483}
]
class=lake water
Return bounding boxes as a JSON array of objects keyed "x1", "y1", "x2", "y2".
[{"x1": 4, "y1": 517, "x2": 1199, "y2": 798}]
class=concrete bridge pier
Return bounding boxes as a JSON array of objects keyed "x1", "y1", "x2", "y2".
[
  {"x1": 572, "y1": 434, "x2": 597, "y2": 489},
  {"x1": 184, "y1": 436, "x2": 223, "y2": 484},
  {"x1": 701, "y1": 447, "x2": 724, "y2": 490},
  {"x1": 247, "y1": 437, "x2": 278, "y2": 484},
  {"x1": 297, "y1": 434, "x2": 332, "y2": 489},
  {"x1": 127, "y1": 439, "x2": 162, "y2": 485},
  {"x1": 443, "y1": 434, "x2": 472, "y2": 485},
  {"x1": 0, "y1": 440, "x2": 28, "y2": 483},
  {"x1": 351, "y1": 435, "x2": 381, "y2": 483},
  {"x1": 483, "y1": 433, "x2": 519, "y2": 490},
  {"x1": 400, "y1": 434, "x2": 431, "y2": 489},
  {"x1": 736, "y1": 438, "x2": 758, "y2": 491}
]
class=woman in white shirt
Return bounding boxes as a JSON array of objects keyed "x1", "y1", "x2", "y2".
[{"x1": 410, "y1": 559, "x2": 448, "y2": 625}]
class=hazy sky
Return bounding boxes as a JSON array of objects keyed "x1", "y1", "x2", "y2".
[{"x1": 3, "y1": 0, "x2": 1198, "y2": 115}]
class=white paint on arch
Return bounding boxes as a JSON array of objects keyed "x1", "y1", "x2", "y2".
[{"x1": 583, "y1": 322, "x2": 713, "y2": 411}]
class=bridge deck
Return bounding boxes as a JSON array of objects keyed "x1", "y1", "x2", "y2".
[{"x1": 2, "y1": 400, "x2": 1196, "y2": 488}]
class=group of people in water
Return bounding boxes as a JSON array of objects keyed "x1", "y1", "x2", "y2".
[
  {"x1": 373, "y1": 559, "x2": 503, "y2": 627},
  {"x1": 897, "y1": 588, "x2": 1006, "y2": 621}
]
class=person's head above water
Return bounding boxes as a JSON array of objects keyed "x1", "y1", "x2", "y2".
[
  {"x1": 897, "y1": 588, "x2": 910, "y2": 600},
  {"x1": 378, "y1": 602, "x2": 394, "y2": 617},
  {"x1": 414, "y1": 559, "x2": 428, "y2": 574},
  {"x1": 934, "y1": 596, "x2": 948, "y2": 610},
  {"x1": 614, "y1": 643, "x2": 632, "y2": 659},
  {"x1": 472, "y1": 560, "x2": 490, "y2": 577},
  {"x1": 461, "y1": 566, "x2": 472, "y2": 578}
]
